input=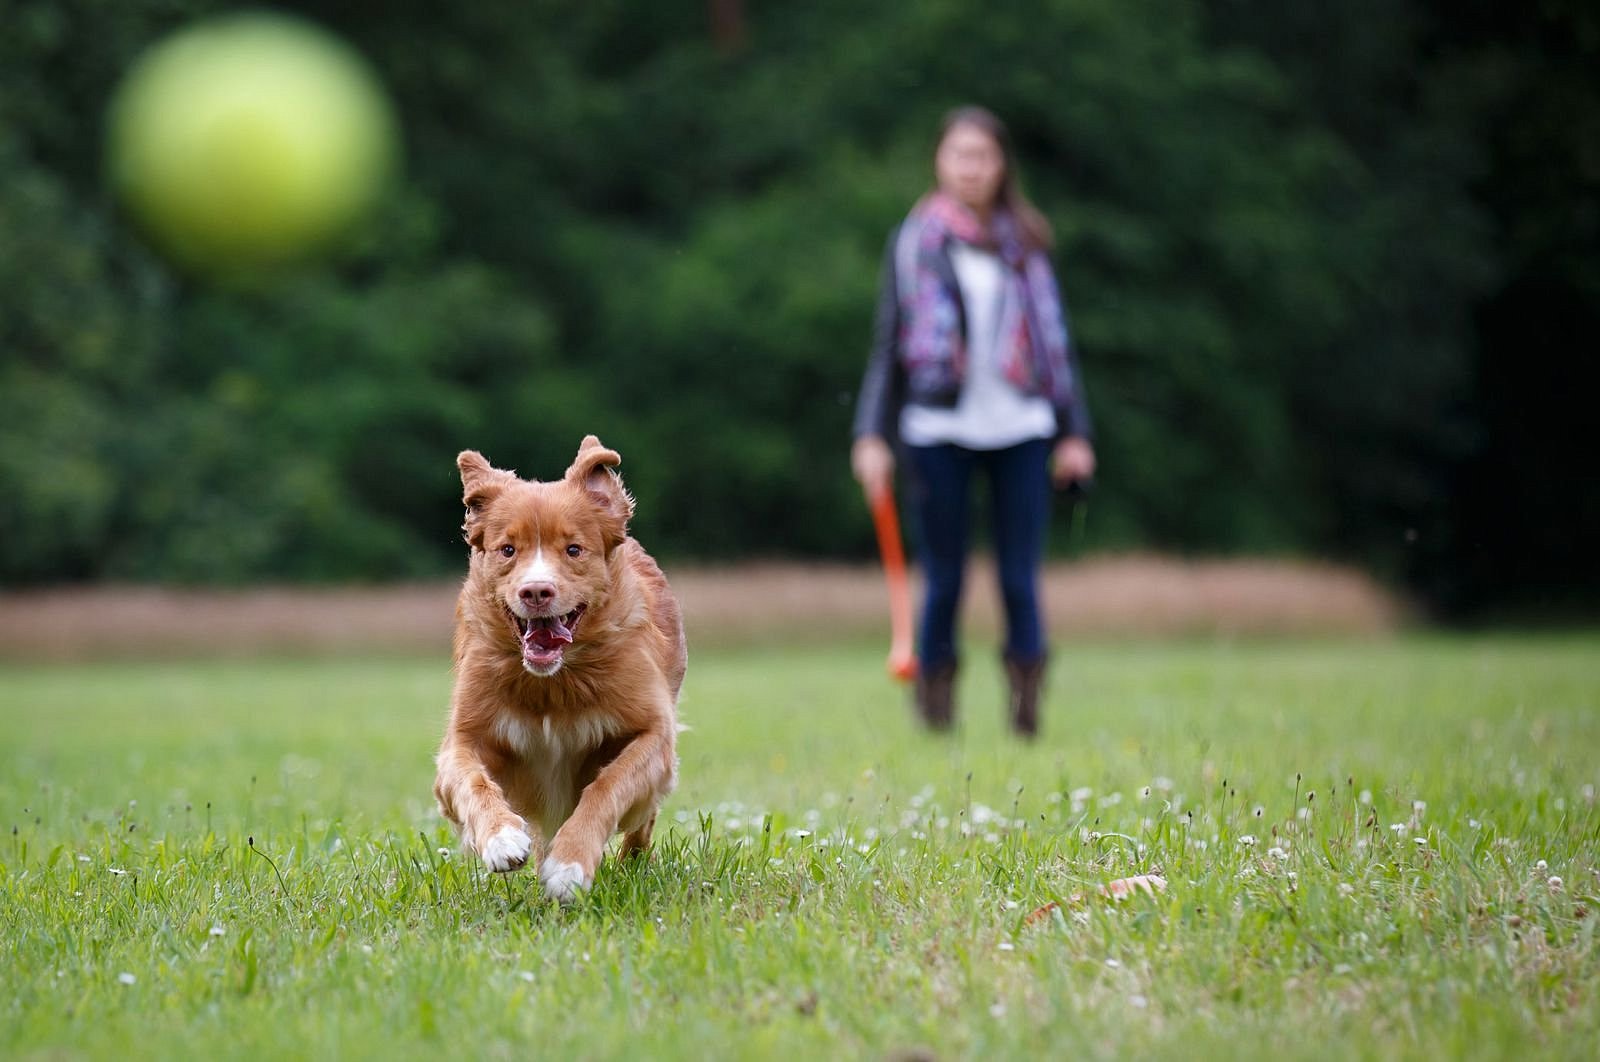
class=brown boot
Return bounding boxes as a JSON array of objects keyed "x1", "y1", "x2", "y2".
[
  {"x1": 1003, "y1": 654, "x2": 1047, "y2": 738},
  {"x1": 914, "y1": 660, "x2": 958, "y2": 731}
]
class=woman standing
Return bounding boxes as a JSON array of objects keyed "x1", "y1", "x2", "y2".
[{"x1": 852, "y1": 106, "x2": 1094, "y2": 737}]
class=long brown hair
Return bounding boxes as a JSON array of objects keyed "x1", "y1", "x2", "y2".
[{"x1": 936, "y1": 106, "x2": 1054, "y2": 252}]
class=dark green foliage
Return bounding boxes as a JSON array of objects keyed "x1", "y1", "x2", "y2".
[{"x1": 0, "y1": 0, "x2": 1590, "y2": 610}]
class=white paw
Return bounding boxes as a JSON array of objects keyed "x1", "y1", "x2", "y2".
[
  {"x1": 539, "y1": 856, "x2": 590, "y2": 903},
  {"x1": 481, "y1": 825, "x2": 532, "y2": 873}
]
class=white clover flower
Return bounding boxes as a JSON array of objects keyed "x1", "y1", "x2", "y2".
[
  {"x1": 209, "y1": 925, "x2": 226, "y2": 937},
  {"x1": 1535, "y1": 859, "x2": 1548, "y2": 872},
  {"x1": 117, "y1": 973, "x2": 136, "y2": 986},
  {"x1": 1337, "y1": 882, "x2": 1355, "y2": 897},
  {"x1": 1268, "y1": 846, "x2": 1288, "y2": 861},
  {"x1": 1359, "y1": 790, "x2": 1373, "y2": 805},
  {"x1": 1239, "y1": 835, "x2": 1257, "y2": 847}
]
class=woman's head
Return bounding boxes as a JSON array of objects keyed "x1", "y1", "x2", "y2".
[{"x1": 933, "y1": 106, "x2": 1053, "y2": 251}]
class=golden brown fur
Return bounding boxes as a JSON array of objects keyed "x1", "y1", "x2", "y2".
[{"x1": 432, "y1": 436, "x2": 685, "y2": 902}]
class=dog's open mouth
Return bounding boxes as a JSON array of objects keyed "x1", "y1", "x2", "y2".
[{"x1": 508, "y1": 605, "x2": 586, "y2": 671}]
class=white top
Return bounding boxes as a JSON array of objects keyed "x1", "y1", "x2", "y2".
[{"x1": 899, "y1": 242, "x2": 1057, "y2": 450}]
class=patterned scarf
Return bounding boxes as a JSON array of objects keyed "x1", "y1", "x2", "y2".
[{"x1": 894, "y1": 190, "x2": 1073, "y2": 405}]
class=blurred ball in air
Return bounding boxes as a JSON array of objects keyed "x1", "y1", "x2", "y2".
[{"x1": 105, "y1": 11, "x2": 399, "y2": 279}]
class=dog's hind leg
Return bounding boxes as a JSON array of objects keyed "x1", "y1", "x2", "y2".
[{"x1": 620, "y1": 811, "x2": 656, "y2": 859}]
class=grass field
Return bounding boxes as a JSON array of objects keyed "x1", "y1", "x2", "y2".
[{"x1": 2, "y1": 635, "x2": 1597, "y2": 1059}]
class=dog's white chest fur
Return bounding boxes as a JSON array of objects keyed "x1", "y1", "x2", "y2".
[{"x1": 491, "y1": 711, "x2": 614, "y2": 837}]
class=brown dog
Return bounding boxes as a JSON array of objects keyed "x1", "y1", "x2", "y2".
[{"x1": 433, "y1": 436, "x2": 685, "y2": 902}]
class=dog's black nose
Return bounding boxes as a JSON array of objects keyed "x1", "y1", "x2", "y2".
[{"x1": 519, "y1": 581, "x2": 557, "y2": 604}]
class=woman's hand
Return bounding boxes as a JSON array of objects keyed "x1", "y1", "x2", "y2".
[
  {"x1": 851, "y1": 435, "x2": 895, "y2": 500},
  {"x1": 1051, "y1": 436, "x2": 1095, "y2": 489}
]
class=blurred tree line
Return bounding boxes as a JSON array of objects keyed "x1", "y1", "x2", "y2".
[{"x1": 1, "y1": 0, "x2": 1594, "y2": 616}]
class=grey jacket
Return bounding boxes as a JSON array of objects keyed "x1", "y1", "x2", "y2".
[{"x1": 852, "y1": 226, "x2": 1093, "y2": 446}]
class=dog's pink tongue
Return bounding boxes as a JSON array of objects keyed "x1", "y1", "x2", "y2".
[{"x1": 525, "y1": 616, "x2": 573, "y2": 651}]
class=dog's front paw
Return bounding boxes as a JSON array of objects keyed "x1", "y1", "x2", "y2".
[
  {"x1": 481, "y1": 825, "x2": 533, "y2": 873},
  {"x1": 539, "y1": 856, "x2": 590, "y2": 903}
]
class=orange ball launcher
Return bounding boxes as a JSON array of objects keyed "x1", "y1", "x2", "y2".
[{"x1": 868, "y1": 487, "x2": 917, "y2": 682}]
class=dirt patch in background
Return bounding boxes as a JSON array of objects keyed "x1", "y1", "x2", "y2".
[{"x1": 0, "y1": 555, "x2": 1406, "y2": 662}]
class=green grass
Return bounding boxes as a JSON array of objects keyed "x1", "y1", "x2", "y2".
[{"x1": 3, "y1": 635, "x2": 1598, "y2": 1059}]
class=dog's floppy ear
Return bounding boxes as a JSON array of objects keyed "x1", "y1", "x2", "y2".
[
  {"x1": 565, "y1": 435, "x2": 634, "y2": 543},
  {"x1": 458, "y1": 450, "x2": 515, "y2": 550}
]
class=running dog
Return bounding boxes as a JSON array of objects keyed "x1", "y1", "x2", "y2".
[{"x1": 433, "y1": 436, "x2": 685, "y2": 902}]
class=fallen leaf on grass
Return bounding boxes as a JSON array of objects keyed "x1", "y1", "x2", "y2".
[
  {"x1": 1102, "y1": 873, "x2": 1167, "y2": 900},
  {"x1": 1023, "y1": 902, "x2": 1061, "y2": 926},
  {"x1": 1024, "y1": 874, "x2": 1168, "y2": 926}
]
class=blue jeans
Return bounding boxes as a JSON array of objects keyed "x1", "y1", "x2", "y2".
[{"x1": 906, "y1": 439, "x2": 1052, "y2": 670}]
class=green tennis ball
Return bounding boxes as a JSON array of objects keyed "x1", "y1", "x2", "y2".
[{"x1": 106, "y1": 12, "x2": 399, "y2": 277}]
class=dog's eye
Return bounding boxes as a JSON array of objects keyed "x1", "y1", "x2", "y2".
[
  {"x1": 566, "y1": 543, "x2": 582, "y2": 558},
  {"x1": 499, "y1": 544, "x2": 516, "y2": 558}
]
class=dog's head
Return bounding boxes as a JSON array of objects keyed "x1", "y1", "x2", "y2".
[{"x1": 457, "y1": 436, "x2": 634, "y2": 676}]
